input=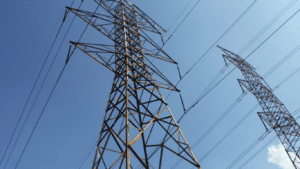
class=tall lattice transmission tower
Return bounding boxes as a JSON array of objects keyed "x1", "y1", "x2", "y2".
[
  {"x1": 219, "y1": 46, "x2": 300, "y2": 169},
  {"x1": 67, "y1": 0, "x2": 201, "y2": 168}
]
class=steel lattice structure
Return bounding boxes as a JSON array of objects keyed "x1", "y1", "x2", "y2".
[
  {"x1": 219, "y1": 46, "x2": 300, "y2": 169},
  {"x1": 67, "y1": 0, "x2": 201, "y2": 168}
]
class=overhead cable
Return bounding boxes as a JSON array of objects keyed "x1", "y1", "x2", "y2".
[
  {"x1": 228, "y1": 107, "x2": 300, "y2": 169},
  {"x1": 178, "y1": 7, "x2": 300, "y2": 123},
  {"x1": 13, "y1": 1, "x2": 84, "y2": 168},
  {"x1": 172, "y1": 39, "x2": 300, "y2": 169},
  {"x1": 174, "y1": 0, "x2": 257, "y2": 86},
  {"x1": 238, "y1": 0, "x2": 297, "y2": 55},
  {"x1": 0, "y1": 0, "x2": 75, "y2": 167}
]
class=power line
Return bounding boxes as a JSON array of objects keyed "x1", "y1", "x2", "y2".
[
  {"x1": 56, "y1": 0, "x2": 298, "y2": 168},
  {"x1": 235, "y1": 99, "x2": 300, "y2": 168},
  {"x1": 0, "y1": 0, "x2": 73, "y2": 157},
  {"x1": 138, "y1": 2, "x2": 295, "y2": 167},
  {"x1": 76, "y1": 0, "x2": 199, "y2": 166},
  {"x1": 163, "y1": 0, "x2": 257, "y2": 112},
  {"x1": 173, "y1": 0, "x2": 298, "y2": 108},
  {"x1": 177, "y1": 66, "x2": 236, "y2": 123},
  {"x1": 152, "y1": 0, "x2": 202, "y2": 61},
  {"x1": 158, "y1": 1, "x2": 260, "y2": 128},
  {"x1": 224, "y1": 66, "x2": 300, "y2": 169},
  {"x1": 198, "y1": 105, "x2": 260, "y2": 163},
  {"x1": 226, "y1": 131, "x2": 270, "y2": 169},
  {"x1": 238, "y1": 0, "x2": 297, "y2": 55},
  {"x1": 71, "y1": 1, "x2": 202, "y2": 168},
  {"x1": 273, "y1": 66, "x2": 300, "y2": 91},
  {"x1": 164, "y1": 0, "x2": 290, "y2": 133},
  {"x1": 160, "y1": 90, "x2": 239, "y2": 167},
  {"x1": 242, "y1": 108, "x2": 300, "y2": 169},
  {"x1": 181, "y1": 3, "x2": 300, "y2": 110},
  {"x1": 171, "y1": 92, "x2": 246, "y2": 169},
  {"x1": 78, "y1": 142, "x2": 97, "y2": 169},
  {"x1": 13, "y1": 1, "x2": 84, "y2": 168},
  {"x1": 244, "y1": 8, "x2": 300, "y2": 60},
  {"x1": 0, "y1": 0, "x2": 75, "y2": 166},
  {"x1": 14, "y1": 60, "x2": 70, "y2": 169},
  {"x1": 76, "y1": 136, "x2": 98, "y2": 169},
  {"x1": 178, "y1": 6, "x2": 300, "y2": 123},
  {"x1": 198, "y1": 13, "x2": 297, "y2": 166},
  {"x1": 68, "y1": 4, "x2": 103, "y2": 169},
  {"x1": 227, "y1": 107, "x2": 300, "y2": 169},
  {"x1": 257, "y1": 26, "x2": 300, "y2": 69},
  {"x1": 151, "y1": 0, "x2": 257, "y2": 115},
  {"x1": 180, "y1": 5, "x2": 300, "y2": 115},
  {"x1": 162, "y1": 0, "x2": 203, "y2": 45},
  {"x1": 190, "y1": 89, "x2": 295, "y2": 169},
  {"x1": 195, "y1": 45, "x2": 300, "y2": 166},
  {"x1": 238, "y1": 136, "x2": 277, "y2": 169},
  {"x1": 13, "y1": 2, "x2": 101, "y2": 168},
  {"x1": 263, "y1": 43, "x2": 300, "y2": 78},
  {"x1": 151, "y1": 0, "x2": 203, "y2": 63},
  {"x1": 174, "y1": 0, "x2": 257, "y2": 86},
  {"x1": 166, "y1": 0, "x2": 194, "y2": 34},
  {"x1": 132, "y1": 0, "x2": 249, "y2": 167},
  {"x1": 171, "y1": 35, "x2": 300, "y2": 168}
]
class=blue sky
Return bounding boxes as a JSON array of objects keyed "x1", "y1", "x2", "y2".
[{"x1": 1, "y1": 0, "x2": 300, "y2": 168}]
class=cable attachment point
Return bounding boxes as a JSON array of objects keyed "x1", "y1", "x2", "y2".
[
  {"x1": 63, "y1": 8, "x2": 70, "y2": 23},
  {"x1": 257, "y1": 112, "x2": 270, "y2": 132},
  {"x1": 237, "y1": 79, "x2": 248, "y2": 94},
  {"x1": 161, "y1": 35, "x2": 165, "y2": 46},
  {"x1": 177, "y1": 65, "x2": 182, "y2": 79},
  {"x1": 179, "y1": 93, "x2": 186, "y2": 113},
  {"x1": 66, "y1": 44, "x2": 72, "y2": 65},
  {"x1": 222, "y1": 54, "x2": 228, "y2": 66}
]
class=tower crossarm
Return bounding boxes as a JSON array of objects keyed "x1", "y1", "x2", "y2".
[
  {"x1": 69, "y1": 41, "x2": 179, "y2": 91},
  {"x1": 95, "y1": 0, "x2": 166, "y2": 34},
  {"x1": 218, "y1": 46, "x2": 300, "y2": 169},
  {"x1": 66, "y1": 5, "x2": 175, "y2": 64}
]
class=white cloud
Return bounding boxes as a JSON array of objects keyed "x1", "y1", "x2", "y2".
[{"x1": 268, "y1": 143, "x2": 294, "y2": 169}]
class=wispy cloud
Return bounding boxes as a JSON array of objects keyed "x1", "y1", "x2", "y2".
[{"x1": 268, "y1": 143, "x2": 294, "y2": 169}]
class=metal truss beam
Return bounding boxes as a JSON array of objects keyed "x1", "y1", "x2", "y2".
[
  {"x1": 68, "y1": 0, "x2": 201, "y2": 168},
  {"x1": 219, "y1": 45, "x2": 300, "y2": 169}
]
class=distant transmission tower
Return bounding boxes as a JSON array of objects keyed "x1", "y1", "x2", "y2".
[
  {"x1": 67, "y1": 0, "x2": 201, "y2": 168},
  {"x1": 218, "y1": 46, "x2": 300, "y2": 169}
]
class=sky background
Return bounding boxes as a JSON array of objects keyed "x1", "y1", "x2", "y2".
[{"x1": 1, "y1": 0, "x2": 300, "y2": 168}]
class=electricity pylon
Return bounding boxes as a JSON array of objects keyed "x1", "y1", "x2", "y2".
[
  {"x1": 66, "y1": 0, "x2": 201, "y2": 168},
  {"x1": 219, "y1": 46, "x2": 300, "y2": 169}
]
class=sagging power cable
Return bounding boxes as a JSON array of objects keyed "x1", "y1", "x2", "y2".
[
  {"x1": 164, "y1": 0, "x2": 257, "y2": 110},
  {"x1": 176, "y1": 0, "x2": 297, "y2": 108},
  {"x1": 198, "y1": 60, "x2": 300, "y2": 163},
  {"x1": 178, "y1": 7, "x2": 300, "y2": 124},
  {"x1": 239, "y1": 110, "x2": 300, "y2": 169},
  {"x1": 228, "y1": 107, "x2": 300, "y2": 169},
  {"x1": 13, "y1": 1, "x2": 84, "y2": 168},
  {"x1": 140, "y1": 2, "x2": 297, "y2": 168},
  {"x1": 174, "y1": 0, "x2": 257, "y2": 84},
  {"x1": 162, "y1": 0, "x2": 203, "y2": 46},
  {"x1": 182, "y1": 66, "x2": 300, "y2": 169},
  {"x1": 14, "y1": 55, "x2": 72, "y2": 169},
  {"x1": 171, "y1": 38, "x2": 300, "y2": 169},
  {"x1": 0, "y1": 0, "x2": 76, "y2": 167},
  {"x1": 238, "y1": 0, "x2": 297, "y2": 55},
  {"x1": 201, "y1": 46, "x2": 300, "y2": 163},
  {"x1": 226, "y1": 82, "x2": 300, "y2": 168}
]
